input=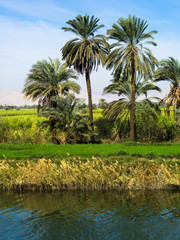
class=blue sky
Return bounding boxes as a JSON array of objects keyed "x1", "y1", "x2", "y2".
[{"x1": 1, "y1": 0, "x2": 180, "y2": 100}]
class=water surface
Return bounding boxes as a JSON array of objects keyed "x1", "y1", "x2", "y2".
[{"x1": 0, "y1": 191, "x2": 180, "y2": 240}]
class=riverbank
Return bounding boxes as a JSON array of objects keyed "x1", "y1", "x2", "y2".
[{"x1": 1, "y1": 156, "x2": 180, "y2": 191}]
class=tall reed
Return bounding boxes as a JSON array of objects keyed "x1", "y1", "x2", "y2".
[{"x1": 1, "y1": 158, "x2": 180, "y2": 191}]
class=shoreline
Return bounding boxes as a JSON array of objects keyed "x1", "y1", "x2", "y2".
[{"x1": 1, "y1": 157, "x2": 180, "y2": 191}]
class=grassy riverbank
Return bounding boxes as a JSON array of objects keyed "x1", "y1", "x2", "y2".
[
  {"x1": 0, "y1": 155, "x2": 180, "y2": 191},
  {"x1": 1, "y1": 142, "x2": 180, "y2": 191},
  {"x1": 1, "y1": 142, "x2": 180, "y2": 160}
]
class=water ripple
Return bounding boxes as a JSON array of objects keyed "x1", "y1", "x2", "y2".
[{"x1": 0, "y1": 191, "x2": 180, "y2": 240}]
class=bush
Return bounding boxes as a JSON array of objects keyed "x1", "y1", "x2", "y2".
[
  {"x1": 157, "y1": 116, "x2": 177, "y2": 141},
  {"x1": 135, "y1": 111, "x2": 177, "y2": 142},
  {"x1": 95, "y1": 117, "x2": 114, "y2": 139}
]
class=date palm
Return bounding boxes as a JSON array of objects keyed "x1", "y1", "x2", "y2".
[
  {"x1": 23, "y1": 58, "x2": 80, "y2": 113},
  {"x1": 106, "y1": 15, "x2": 158, "y2": 140},
  {"x1": 154, "y1": 57, "x2": 180, "y2": 115},
  {"x1": 41, "y1": 95, "x2": 89, "y2": 144},
  {"x1": 103, "y1": 76, "x2": 161, "y2": 139},
  {"x1": 98, "y1": 98, "x2": 108, "y2": 109},
  {"x1": 61, "y1": 14, "x2": 109, "y2": 141}
]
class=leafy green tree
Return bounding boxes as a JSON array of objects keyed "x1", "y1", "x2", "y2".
[
  {"x1": 94, "y1": 117, "x2": 113, "y2": 139},
  {"x1": 106, "y1": 15, "x2": 158, "y2": 140},
  {"x1": 61, "y1": 14, "x2": 109, "y2": 141},
  {"x1": 23, "y1": 58, "x2": 80, "y2": 114},
  {"x1": 103, "y1": 76, "x2": 161, "y2": 140},
  {"x1": 135, "y1": 102, "x2": 160, "y2": 142},
  {"x1": 154, "y1": 57, "x2": 180, "y2": 116}
]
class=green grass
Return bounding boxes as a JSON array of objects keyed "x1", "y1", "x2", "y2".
[
  {"x1": 0, "y1": 108, "x2": 103, "y2": 117},
  {"x1": 0, "y1": 142, "x2": 180, "y2": 160},
  {"x1": 0, "y1": 109, "x2": 37, "y2": 116}
]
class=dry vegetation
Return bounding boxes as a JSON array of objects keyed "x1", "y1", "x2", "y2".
[{"x1": 1, "y1": 157, "x2": 180, "y2": 191}]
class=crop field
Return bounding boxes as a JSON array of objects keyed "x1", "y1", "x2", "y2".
[
  {"x1": 0, "y1": 109, "x2": 37, "y2": 116},
  {"x1": 92, "y1": 108, "x2": 103, "y2": 120},
  {"x1": 0, "y1": 108, "x2": 104, "y2": 144},
  {"x1": 0, "y1": 142, "x2": 180, "y2": 160},
  {"x1": 0, "y1": 108, "x2": 103, "y2": 116},
  {"x1": 0, "y1": 108, "x2": 103, "y2": 119},
  {"x1": 0, "y1": 109, "x2": 179, "y2": 191},
  {"x1": 0, "y1": 107, "x2": 179, "y2": 144},
  {"x1": 0, "y1": 110, "x2": 50, "y2": 144}
]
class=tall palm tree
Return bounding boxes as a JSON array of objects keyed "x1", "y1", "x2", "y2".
[
  {"x1": 103, "y1": 76, "x2": 161, "y2": 139},
  {"x1": 23, "y1": 58, "x2": 80, "y2": 113},
  {"x1": 61, "y1": 14, "x2": 109, "y2": 141},
  {"x1": 154, "y1": 57, "x2": 180, "y2": 115},
  {"x1": 106, "y1": 15, "x2": 158, "y2": 140}
]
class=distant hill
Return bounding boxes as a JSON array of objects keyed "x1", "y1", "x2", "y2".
[
  {"x1": 0, "y1": 90, "x2": 36, "y2": 106},
  {"x1": 0, "y1": 89, "x2": 118, "y2": 106}
]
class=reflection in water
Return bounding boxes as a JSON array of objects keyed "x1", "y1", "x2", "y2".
[{"x1": 0, "y1": 191, "x2": 180, "y2": 240}]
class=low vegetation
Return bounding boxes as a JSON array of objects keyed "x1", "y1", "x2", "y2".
[
  {"x1": 0, "y1": 14, "x2": 180, "y2": 192},
  {"x1": 1, "y1": 142, "x2": 180, "y2": 160},
  {"x1": 1, "y1": 141, "x2": 180, "y2": 191},
  {"x1": 1, "y1": 156, "x2": 180, "y2": 191},
  {"x1": 0, "y1": 107, "x2": 179, "y2": 144},
  {"x1": 0, "y1": 113, "x2": 50, "y2": 144}
]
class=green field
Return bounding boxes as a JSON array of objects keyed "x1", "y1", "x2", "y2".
[
  {"x1": 1, "y1": 142, "x2": 180, "y2": 160},
  {"x1": 0, "y1": 107, "x2": 179, "y2": 144},
  {"x1": 0, "y1": 108, "x2": 103, "y2": 117},
  {"x1": 0, "y1": 108, "x2": 104, "y2": 144},
  {"x1": 0, "y1": 109, "x2": 37, "y2": 116}
]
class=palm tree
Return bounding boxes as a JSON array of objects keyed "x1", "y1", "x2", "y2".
[
  {"x1": 61, "y1": 14, "x2": 109, "y2": 141},
  {"x1": 106, "y1": 15, "x2": 158, "y2": 141},
  {"x1": 23, "y1": 58, "x2": 80, "y2": 114},
  {"x1": 98, "y1": 98, "x2": 108, "y2": 109},
  {"x1": 103, "y1": 76, "x2": 161, "y2": 139},
  {"x1": 41, "y1": 95, "x2": 89, "y2": 144},
  {"x1": 154, "y1": 57, "x2": 180, "y2": 116}
]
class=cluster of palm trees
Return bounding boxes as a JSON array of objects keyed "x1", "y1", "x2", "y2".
[{"x1": 23, "y1": 14, "x2": 180, "y2": 143}]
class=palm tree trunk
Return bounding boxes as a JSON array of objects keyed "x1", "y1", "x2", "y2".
[
  {"x1": 173, "y1": 103, "x2": 175, "y2": 120},
  {"x1": 130, "y1": 81, "x2": 136, "y2": 141},
  {"x1": 85, "y1": 69, "x2": 94, "y2": 142},
  {"x1": 52, "y1": 128, "x2": 57, "y2": 144},
  {"x1": 130, "y1": 56, "x2": 136, "y2": 141},
  {"x1": 50, "y1": 118, "x2": 57, "y2": 144}
]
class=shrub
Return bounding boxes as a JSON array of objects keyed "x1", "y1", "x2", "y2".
[{"x1": 95, "y1": 117, "x2": 114, "y2": 139}]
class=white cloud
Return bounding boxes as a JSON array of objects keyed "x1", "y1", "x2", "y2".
[
  {"x1": 0, "y1": 0, "x2": 76, "y2": 23},
  {"x1": 0, "y1": 15, "x2": 113, "y2": 95},
  {"x1": 0, "y1": 16, "x2": 73, "y2": 90},
  {"x1": 1, "y1": 9, "x2": 179, "y2": 103}
]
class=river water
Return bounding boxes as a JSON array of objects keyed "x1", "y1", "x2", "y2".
[{"x1": 0, "y1": 190, "x2": 180, "y2": 240}]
